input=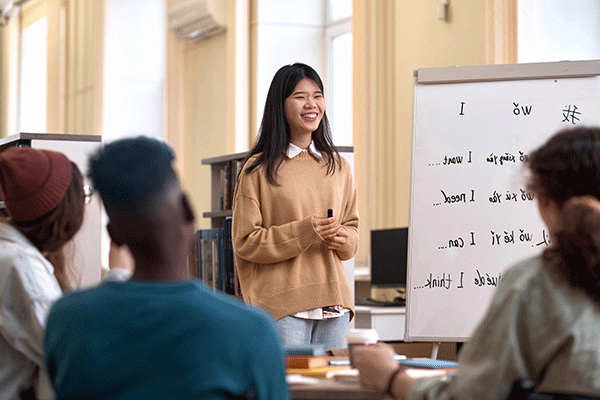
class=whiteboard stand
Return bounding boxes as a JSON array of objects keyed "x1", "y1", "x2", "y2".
[
  {"x1": 407, "y1": 59, "x2": 600, "y2": 343},
  {"x1": 431, "y1": 342, "x2": 440, "y2": 359}
]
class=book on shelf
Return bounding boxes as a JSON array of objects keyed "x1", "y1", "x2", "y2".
[
  {"x1": 197, "y1": 229, "x2": 219, "y2": 289},
  {"x1": 187, "y1": 230, "x2": 201, "y2": 279},
  {"x1": 190, "y1": 225, "x2": 239, "y2": 297},
  {"x1": 216, "y1": 159, "x2": 243, "y2": 211},
  {"x1": 211, "y1": 232, "x2": 220, "y2": 290},
  {"x1": 286, "y1": 354, "x2": 329, "y2": 369}
]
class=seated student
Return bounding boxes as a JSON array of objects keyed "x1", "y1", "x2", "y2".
[
  {"x1": 44, "y1": 136, "x2": 290, "y2": 400},
  {"x1": 353, "y1": 126, "x2": 600, "y2": 399},
  {"x1": 0, "y1": 147, "x2": 85, "y2": 400}
]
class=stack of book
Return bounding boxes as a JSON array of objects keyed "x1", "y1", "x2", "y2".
[
  {"x1": 285, "y1": 345, "x2": 350, "y2": 378},
  {"x1": 287, "y1": 345, "x2": 329, "y2": 369}
]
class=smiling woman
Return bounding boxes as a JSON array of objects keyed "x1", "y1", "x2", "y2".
[{"x1": 232, "y1": 63, "x2": 360, "y2": 352}]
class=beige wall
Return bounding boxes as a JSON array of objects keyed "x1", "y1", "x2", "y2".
[
  {"x1": 165, "y1": 1, "x2": 243, "y2": 229},
  {"x1": 183, "y1": 33, "x2": 229, "y2": 228},
  {"x1": 0, "y1": 15, "x2": 20, "y2": 138},
  {"x1": 65, "y1": 0, "x2": 103, "y2": 136}
]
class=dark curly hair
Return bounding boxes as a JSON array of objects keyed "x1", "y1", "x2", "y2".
[
  {"x1": 527, "y1": 126, "x2": 600, "y2": 303},
  {"x1": 88, "y1": 136, "x2": 176, "y2": 216}
]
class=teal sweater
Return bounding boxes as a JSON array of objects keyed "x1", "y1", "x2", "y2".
[{"x1": 45, "y1": 280, "x2": 289, "y2": 399}]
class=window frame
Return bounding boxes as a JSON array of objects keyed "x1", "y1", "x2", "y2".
[{"x1": 324, "y1": 1, "x2": 352, "y2": 146}]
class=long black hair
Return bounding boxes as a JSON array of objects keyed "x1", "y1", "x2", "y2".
[
  {"x1": 243, "y1": 63, "x2": 340, "y2": 185},
  {"x1": 527, "y1": 126, "x2": 600, "y2": 304}
]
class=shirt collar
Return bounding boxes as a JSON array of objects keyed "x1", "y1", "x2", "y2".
[{"x1": 287, "y1": 142, "x2": 323, "y2": 160}]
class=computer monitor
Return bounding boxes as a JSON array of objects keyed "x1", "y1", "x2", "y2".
[{"x1": 370, "y1": 227, "x2": 408, "y2": 288}]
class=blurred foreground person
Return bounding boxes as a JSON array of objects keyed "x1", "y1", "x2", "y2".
[{"x1": 45, "y1": 137, "x2": 290, "y2": 400}]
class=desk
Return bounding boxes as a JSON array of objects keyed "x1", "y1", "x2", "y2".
[
  {"x1": 354, "y1": 306, "x2": 405, "y2": 341},
  {"x1": 290, "y1": 379, "x2": 386, "y2": 400}
]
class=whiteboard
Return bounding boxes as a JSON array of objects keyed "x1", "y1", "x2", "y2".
[{"x1": 406, "y1": 60, "x2": 600, "y2": 342}]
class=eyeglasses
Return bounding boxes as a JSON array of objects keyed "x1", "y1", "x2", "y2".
[{"x1": 84, "y1": 185, "x2": 93, "y2": 205}]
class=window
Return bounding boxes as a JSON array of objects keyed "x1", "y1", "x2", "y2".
[
  {"x1": 518, "y1": 0, "x2": 600, "y2": 63},
  {"x1": 19, "y1": 17, "x2": 47, "y2": 132},
  {"x1": 325, "y1": 0, "x2": 352, "y2": 146}
]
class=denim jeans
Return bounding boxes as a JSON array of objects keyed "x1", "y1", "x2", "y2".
[{"x1": 276, "y1": 313, "x2": 350, "y2": 352}]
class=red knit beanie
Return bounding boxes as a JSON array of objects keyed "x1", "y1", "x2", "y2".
[{"x1": 0, "y1": 146, "x2": 73, "y2": 222}]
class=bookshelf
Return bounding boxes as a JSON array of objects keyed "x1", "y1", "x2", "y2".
[{"x1": 201, "y1": 151, "x2": 248, "y2": 229}]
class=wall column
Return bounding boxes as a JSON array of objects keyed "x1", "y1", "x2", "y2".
[
  {"x1": 485, "y1": 0, "x2": 517, "y2": 64},
  {"x1": 0, "y1": 16, "x2": 20, "y2": 138},
  {"x1": 352, "y1": 0, "x2": 396, "y2": 266},
  {"x1": 165, "y1": 0, "x2": 186, "y2": 177}
]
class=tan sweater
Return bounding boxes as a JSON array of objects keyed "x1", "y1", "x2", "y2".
[{"x1": 232, "y1": 151, "x2": 358, "y2": 321}]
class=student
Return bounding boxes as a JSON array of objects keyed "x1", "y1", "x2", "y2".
[
  {"x1": 44, "y1": 136, "x2": 290, "y2": 400},
  {"x1": 232, "y1": 62, "x2": 359, "y2": 351},
  {"x1": 0, "y1": 147, "x2": 85, "y2": 400},
  {"x1": 353, "y1": 126, "x2": 600, "y2": 399}
]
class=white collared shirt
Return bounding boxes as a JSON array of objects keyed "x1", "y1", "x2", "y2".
[{"x1": 286, "y1": 142, "x2": 323, "y2": 160}]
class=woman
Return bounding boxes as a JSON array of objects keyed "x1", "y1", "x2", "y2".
[
  {"x1": 353, "y1": 126, "x2": 600, "y2": 399},
  {"x1": 0, "y1": 146, "x2": 85, "y2": 399},
  {"x1": 232, "y1": 63, "x2": 359, "y2": 351}
]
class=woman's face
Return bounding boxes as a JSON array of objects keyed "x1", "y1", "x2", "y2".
[{"x1": 284, "y1": 78, "x2": 325, "y2": 140}]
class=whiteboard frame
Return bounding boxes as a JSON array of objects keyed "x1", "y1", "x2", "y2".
[
  {"x1": 406, "y1": 59, "x2": 600, "y2": 343},
  {"x1": 414, "y1": 60, "x2": 600, "y2": 84}
]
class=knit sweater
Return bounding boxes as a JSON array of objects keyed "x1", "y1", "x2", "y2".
[{"x1": 232, "y1": 151, "x2": 359, "y2": 321}]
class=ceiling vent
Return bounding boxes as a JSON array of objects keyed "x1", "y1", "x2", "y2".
[
  {"x1": 168, "y1": 0, "x2": 226, "y2": 41},
  {"x1": 0, "y1": 0, "x2": 30, "y2": 27}
]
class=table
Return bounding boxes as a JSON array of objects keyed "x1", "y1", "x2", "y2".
[
  {"x1": 287, "y1": 356, "x2": 387, "y2": 400},
  {"x1": 290, "y1": 379, "x2": 386, "y2": 400}
]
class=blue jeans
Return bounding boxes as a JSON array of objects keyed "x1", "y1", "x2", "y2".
[{"x1": 276, "y1": 313, "x2": 350, "y2": 352}]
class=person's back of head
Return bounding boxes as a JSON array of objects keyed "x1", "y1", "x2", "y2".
[
  {"x1": 88, "y1": 136, "x2": 195, "y2": 279},
  {"x1": 527, "y1": 125, "x2": 600, "y2": 303}
]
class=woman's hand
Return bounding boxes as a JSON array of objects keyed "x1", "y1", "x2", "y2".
[
  {"x1": 353, "y1": 342, "x2": 453, "y2": 399},
  {"x1": 313, "y1": 214, "x2": 347, "y2": 249},
  {"x1": 312, "y1": 214, "x2": 339, "y2": 240},
  {"x1": 324, "y1": 225, "x2": 348, "y2": 249},
  {"x1": 352, "y1": 342, "x2": 399, "y2": 392}
]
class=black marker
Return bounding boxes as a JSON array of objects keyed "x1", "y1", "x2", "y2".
[{"x1": 327, "y1": 209, "x2": 333, "y2": 218}]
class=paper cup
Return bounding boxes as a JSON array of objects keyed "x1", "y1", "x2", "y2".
[{"x1": 346, "y1": 328, "x2": 379, "y2": 367}]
